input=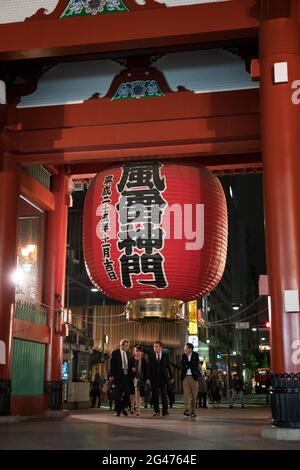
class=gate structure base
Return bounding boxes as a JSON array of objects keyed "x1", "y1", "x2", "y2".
[
  {"x1": 45, "y1": 410, "x2": 70, "y2": 418},
  {"x1": 262, "y1": 426, "x2": 300, "y2": 442},
  {"x1": 0, "y1": 411, "x2": 69, "y2": 423},
  {"x1": 0, "y1": 416, "x2": 21, "y2": 424}
]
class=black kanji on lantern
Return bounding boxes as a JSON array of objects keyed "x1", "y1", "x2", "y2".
[
  {"x1": 117, "y1": 161, "x2": 165, "y2": 192},
  {"x1": 119, "y1": 254, "x2": 140, "y2": 288},
  {"x1": 139, "y1": 253, "x2": 167, "y2": 287},
  {"x1": 99, "y1": 174, "x2": 118, "y2": 282},
  {"x1": 102, "y1": 185, "x2": 112, "y2": 197},
  {"x1": 117, "y1": 189, "x2": 166, "y2": 224},
  {"x1": 119, "y1": 253, "x2": 167, "y2": 288},
  {"x1": 117, "y1": 162, "x2": 168, "y2": 289},
  {"x1": 118, "y1": 224, "x2": 164, "y2": 255},
  {"x1": 104, "y1": 175, "x2": 113, "y2": 184}
]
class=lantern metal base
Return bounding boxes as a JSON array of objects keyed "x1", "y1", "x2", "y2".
[{"x1": 125, "y1": 298, "x2": 184, "y2": 321}]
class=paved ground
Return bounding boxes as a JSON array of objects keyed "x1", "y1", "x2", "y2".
[{"x1": 0, "y1": 395, "x2": 300, "y2": 450}]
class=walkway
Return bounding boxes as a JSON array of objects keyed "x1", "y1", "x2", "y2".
[{"x1": 0, "y1": 396, "x2": 299, "y2": 450}]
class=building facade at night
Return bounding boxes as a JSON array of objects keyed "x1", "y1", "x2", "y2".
[{"x1": 1, "y1": 0, "x2": 300, "y2": 431}]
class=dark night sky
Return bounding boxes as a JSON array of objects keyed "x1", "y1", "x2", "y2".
[{"x1": 228, "y1": 174, "x2": 266, "y2": 276}]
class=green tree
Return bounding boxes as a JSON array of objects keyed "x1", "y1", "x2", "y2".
[
  {"x1": 261, "y1": 353, "x2": 270, "y2": 369},
  {"x1": 244, "y1": 353, "x2": 258, "y2": 371}
]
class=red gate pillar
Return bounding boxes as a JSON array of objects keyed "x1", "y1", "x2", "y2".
[
  {"x1": 260, "y1": 15, "x2": 300, "y2": 374},
  {"x1": 44, "y1": 168, "x2": 69, "y2": 410},
  {"x1": 0, "y1": 167, "x2": 19, "y2": 415}
]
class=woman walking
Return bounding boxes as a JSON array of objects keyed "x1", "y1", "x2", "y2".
[{"x1": 129, "y1": 345, "x2": 148, "y2": 416}]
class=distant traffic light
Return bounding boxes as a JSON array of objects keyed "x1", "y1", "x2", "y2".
[
  {"x1": 258, "y1": 321, "x2": 271, "y2": 328},
  {"x1": 216, "y1": 353, "x2": 222, "y2": 360}
]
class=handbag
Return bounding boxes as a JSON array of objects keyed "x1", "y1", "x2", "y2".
[{"x1": 102, "y1": 381, "x2": 109, "y2": 394}]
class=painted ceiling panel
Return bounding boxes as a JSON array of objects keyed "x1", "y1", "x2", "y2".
[
  {"x1": 18, "y1": 60, "x2": 125, "y2": 107},
  {"x1": 155, "y1": 50, "x2": 258, "y2": 93},
  {"x1": 18, "y1": 50, "x2": 258, "y2": 108},
  {"x1": 0, "y1": 0, "x2": 59, "y2": 23}
]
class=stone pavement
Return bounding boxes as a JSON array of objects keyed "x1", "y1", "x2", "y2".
[{"x1": 0, "y1": 397, "x2": 300, "y2": 450}]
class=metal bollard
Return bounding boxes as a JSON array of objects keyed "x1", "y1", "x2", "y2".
[{"x1": 270, "y1": 372, "x2": 300, "y2": 428}]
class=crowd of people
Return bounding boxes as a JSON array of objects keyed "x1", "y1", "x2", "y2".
[{"x1": 90, "y1": 339, "x2": 246, "y2": 417}]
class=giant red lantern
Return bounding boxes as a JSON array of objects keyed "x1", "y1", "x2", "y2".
[{"x1": 83, "y1": 161, "x2": 228, "y2": 319}]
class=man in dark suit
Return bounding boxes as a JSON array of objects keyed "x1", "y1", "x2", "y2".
[
  {"x1": 148, "y1": 341, "x2": 173, "y2": 417},
  {"x1": 181, "y1": 343, "x2": 200, "y2": 417},
  {"x1": 109, "y1": 339, "x2": 131, "y2": 417}
]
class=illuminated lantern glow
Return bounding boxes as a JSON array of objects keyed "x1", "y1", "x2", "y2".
[{"x1": 83, "y1": 161, "x2": 228, "y2": 318}]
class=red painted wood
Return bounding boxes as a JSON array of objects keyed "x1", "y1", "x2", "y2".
[
  {"x1": 20, "y1": 171, "x2": 55, "y2": 211},
  {"x1": 0, "y1": 171, "x2": 19, "y2": 381},
  {"x1": 13, "y1": 89, "x2": 259, "y2": 130},
  {"x1": 13, "y1": 319, "x2": 50, "y2": 344},
  {"x1": 11, "y1": 395, "x2": 48, "y2": 416},
  {"x1": 44, "y1": 165, "x2": 59, "y2": 175},
  {"x1": 0, "y1": 1, "x2": 258, "y2": 61},
  {"x1": 44, "y1": 169, "x2": 68, "y2": 382},
  {"x1": 1, "y1": 89, "x2": 261, "y2": 169},
  {"x1": 0, "y1": 90, "x2": 260, "y2": 168},
  {"x1": 14, "y1": 140, "x2": 260, "y2": 167},
  {"x1": 260, "y1": 15, "x2": 300, "y2": 373},
  {"x1": 11, "y1": 114, "x2": 259, "y2": 155},
  {"x1": 67, "y1": 153, "x2": 263, "y2": 176}
]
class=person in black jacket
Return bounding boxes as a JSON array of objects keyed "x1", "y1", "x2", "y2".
[
  {"x1": 148, "y1": 341, "x2": 173, "y2": 417},
  {"x1": 109, "y1": 339, "x2": 131, "y2": 417},
  {"x1": 181, "y1": 343, "x2": 200, "y2": 417},
  {"x1": 229, "y1": 373, "x2": 245, "y2": 409},
  {"x1": 90, "y1": 372, "x2": 102, "y2": 408}
]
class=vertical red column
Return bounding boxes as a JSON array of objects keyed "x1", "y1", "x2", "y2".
[
  {"x1": 0, "y1": 168, "x2": 19, "y2": 414},
  {"x1": 44, "y1": 168, "x2": 68, "y2": 409},
  {"x1": 260, "y1": 16, "x2": 300, "y2": 373}
]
